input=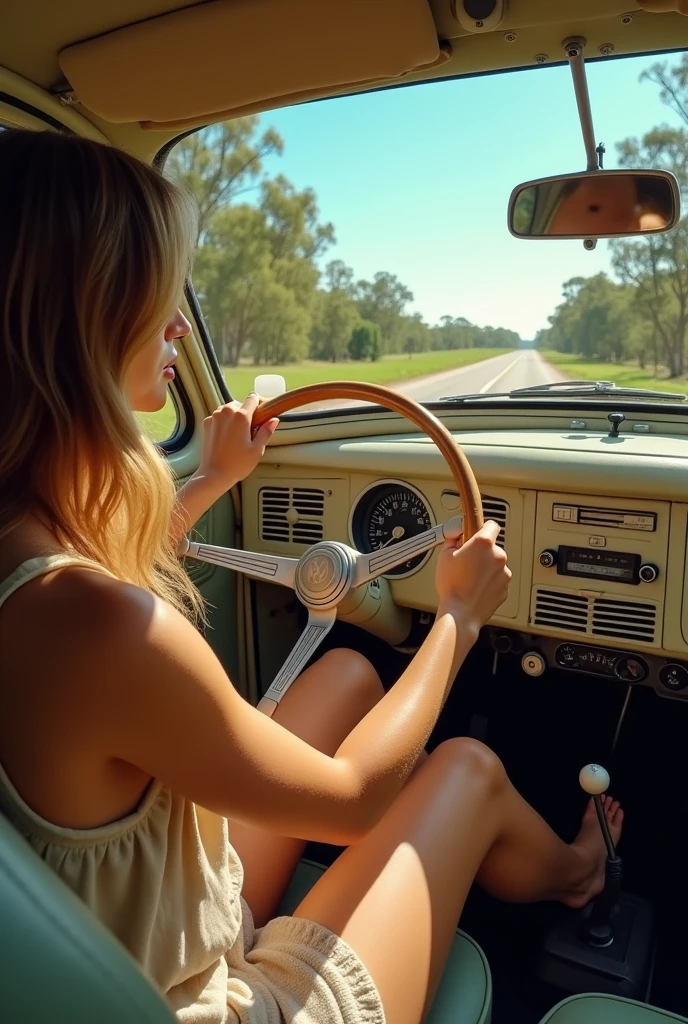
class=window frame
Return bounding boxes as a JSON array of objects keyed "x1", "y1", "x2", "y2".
[{"x1": 155, "y1": 135, "x2": 233, "y2": 412}]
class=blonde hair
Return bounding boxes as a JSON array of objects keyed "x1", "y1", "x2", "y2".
[{"x1": 0, "y1": 128, "x2": 203, "y2": 621}]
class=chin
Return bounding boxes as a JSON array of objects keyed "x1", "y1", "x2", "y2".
[{"x1": 134, "y1": 389, "x2": 169, "y2": 414}]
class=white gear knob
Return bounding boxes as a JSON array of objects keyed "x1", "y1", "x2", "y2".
[{"x1": 579, "y1": 763, "x2": 610, "y2": 795}]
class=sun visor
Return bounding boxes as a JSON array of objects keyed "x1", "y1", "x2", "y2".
[{"x1": 58, "y1": 0, "x2": 445, "y2": 130}]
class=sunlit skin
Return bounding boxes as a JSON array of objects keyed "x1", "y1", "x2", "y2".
[
  {"x1": 549, "y1": 175, "x2": 669, "y2": 235},
  {"x1": 0, "y1": 308, "x2": 624, "y2": 1023},
  {"x1": 125, "y1": 307, "x2": 192, "y2": 413}
]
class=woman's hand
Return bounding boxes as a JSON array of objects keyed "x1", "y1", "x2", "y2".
[
  {"x1": 198, "y1": 393, "x2": 279, "y2": 493},
  {"x1": 171, "y1": 394, "x2": 278, "y2": 546},
  {"x1": 435, "y1": 519, "x2": 512, "y2": 631}
]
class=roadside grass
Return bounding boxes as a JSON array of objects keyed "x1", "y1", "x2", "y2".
[
  {"x1": 541, "y1": 351, "x2": 688, "y2": 396},
  {"x1": 140, "y1": 348, "x2": 511, "y2": 441}
]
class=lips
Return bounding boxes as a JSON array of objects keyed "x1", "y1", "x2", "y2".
[{"x1": 162, "y1": 352, "x2": 177, "y2": 380}]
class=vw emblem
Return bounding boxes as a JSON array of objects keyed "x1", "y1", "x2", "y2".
[
  {"x1": 295, "y1": 543, "x2": 353, "y2": 608},
  {"x1": 307, "y1": 557, "x2": 332, "y2": 588}
]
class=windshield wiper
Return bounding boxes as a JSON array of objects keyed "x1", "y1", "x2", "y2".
[{"x1": 440, "y1": 380, "x2": 688, "y2": 403}]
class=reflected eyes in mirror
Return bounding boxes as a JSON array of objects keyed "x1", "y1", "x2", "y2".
[{"x1": 509, "y1": 170, "x2": 679, "y2": 240}]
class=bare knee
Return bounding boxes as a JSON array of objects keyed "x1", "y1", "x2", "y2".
[
  {"x1": 429, "y1": 737, "x2": 507, "y2": 796},
  {"x1": 317, "y1": 648, "x2": 383, "y2": 713}
]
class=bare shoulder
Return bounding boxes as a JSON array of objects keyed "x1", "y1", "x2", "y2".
[{"x1": 0, "y1": 563, "x2": 208, "y2": 704}]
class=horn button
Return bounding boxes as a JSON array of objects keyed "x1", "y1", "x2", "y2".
[{"x1": 294, "y1": 542, "x2": 356, "y2": 609}]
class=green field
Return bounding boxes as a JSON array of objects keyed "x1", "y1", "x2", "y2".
[
  {"x1": 140, "y1": 347, "x2": 510, "y2": 440},
  {"x1": 542, "y1": 351, "x2": 688, "y2": 396}
]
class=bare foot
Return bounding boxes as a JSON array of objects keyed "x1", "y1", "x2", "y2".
[{"x1": 562, "y1": 795, "x2": 624, "y2": 909}]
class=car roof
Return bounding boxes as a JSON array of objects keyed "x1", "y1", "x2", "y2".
[{"x1": 3, "y1": 0, "x2": 688, "y2": 151}]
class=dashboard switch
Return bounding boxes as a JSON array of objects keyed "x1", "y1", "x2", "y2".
[
  {"x1": 522, "y1": 651, "x2": 546, "y2": 677},
  {"x1": 539, "y1": 549, "x2": 557, "y2": 568},
  {"x1": 639, "y1": 563, "x2": 659, "y2": 583},
  {"x1": 659, "y1": 664, "x2": 688, "y2": 693}
]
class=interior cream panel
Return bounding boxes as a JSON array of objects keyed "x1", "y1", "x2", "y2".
[
  {"x1": 241, "y1": 461, "x2": 524, "y2": 619},
  {"x1": 663, "y1": 502, "x2": 688, "y2": 655},
  {"x1": 58, "y1": 0, "x2": 439, "y2": 126},
  {"x1": 529, "y1": 492, "x2": 670, "y2": 654},
  {"x1": 242, "y1": 472, "x2": 352, "y2": 554},
  {"x1": 262, "y1": 430, "x2": 688, "y2": 501}
]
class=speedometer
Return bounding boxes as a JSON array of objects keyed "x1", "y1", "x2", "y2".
[{"x1": 350, "y1": 480, "x2": 435, "y2": 578}]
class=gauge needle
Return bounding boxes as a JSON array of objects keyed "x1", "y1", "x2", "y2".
[{"x1": 378, "y1": 526, "x2": 405, "y2": 549}]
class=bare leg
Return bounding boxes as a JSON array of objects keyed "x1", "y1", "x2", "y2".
[
  {"x1": 295, "y1": 738, "x2": 623, "y2": 1024},
  {"x1": 231, "y1": 648, "x2": 384, "y2": 926}
]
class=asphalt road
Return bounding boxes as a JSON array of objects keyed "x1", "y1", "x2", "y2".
[
  {"x1": 304, "y1": 349, "x2": 568, "y2": 411},
  {"x1": 397, "y1": 349, "x2": 568, "y2": 402}
]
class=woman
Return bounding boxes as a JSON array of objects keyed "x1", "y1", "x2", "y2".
[{"x1": 0, "y1": 129, "x2": 622, "y2": 1024}]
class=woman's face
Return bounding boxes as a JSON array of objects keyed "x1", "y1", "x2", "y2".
[{"x1": 125, "y1": 308, "x2": 191, "y2": 412}]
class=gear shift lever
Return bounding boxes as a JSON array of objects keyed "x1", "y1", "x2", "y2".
[
  {"x1": 578, "y1": 764, "x2": 622, "y2": 947},
  {"x1": 532, "y1": 762, "x2": 655, "y2": 1003}
]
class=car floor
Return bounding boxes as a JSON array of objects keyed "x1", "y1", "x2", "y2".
[{"x1": 304, "y1": 624, "x2": 688, "y2": 1022}]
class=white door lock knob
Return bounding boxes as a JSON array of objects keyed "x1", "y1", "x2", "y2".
[{"x1": 254, "y1": 374, "x2": 286, "y2": 398}]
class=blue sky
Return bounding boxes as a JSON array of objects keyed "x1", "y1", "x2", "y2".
[{"x1": 259, "y1": 52, "x2": 686, "y2": 340}]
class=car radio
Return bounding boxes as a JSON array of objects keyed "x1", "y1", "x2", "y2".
[{"x1": 538, "y1": 546, "x2": 659, "y2": 585}]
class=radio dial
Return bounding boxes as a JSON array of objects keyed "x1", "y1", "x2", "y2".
[
  {"x1": 639, "y1": 563, "x2": 659, "y2": 583},
  {"x1": 539, "y1": 549, "x2": 557, "y2": 568}
]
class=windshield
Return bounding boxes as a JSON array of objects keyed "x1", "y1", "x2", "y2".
[{"x1": 166, "y1": 50, "x2": 688, "y2": 414}]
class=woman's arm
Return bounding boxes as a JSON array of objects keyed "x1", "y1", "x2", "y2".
[
  {"x1": 69, "y1": 521, "x2": 508, "y2": 845},
  {"x1": 170, "y1": 394, "x2": 278, "y2": 545}
]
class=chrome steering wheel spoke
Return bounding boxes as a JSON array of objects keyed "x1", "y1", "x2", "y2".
[
  {"x1": 180, "y1": 513, "x2": 461, "y2": 718},
  {"x1": 352, "y1": 514, "x2": 463, "y2": 587},
  {"x1": 180, "y1": 537, "x2": 298, "y2": 589},
  {"x1": 257, "y1": 609, "x2": 336, "y2": 716}
]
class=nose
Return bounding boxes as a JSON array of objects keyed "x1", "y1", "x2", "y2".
[{"x1": 165, "y1": 308, "x2": 192, "y2": 341}]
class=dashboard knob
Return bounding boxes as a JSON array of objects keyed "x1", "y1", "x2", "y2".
[
  {"x1": 639, "y1": 563, "x2": 659, "y2": 583},
  {"x1": 659, "y1": 663, "x2": 688, "y2": 693},
  {"x1": 492, "y1": 633, "x2": 512, "y2": 654},
  {"x1": 539, "y1": 549, "x2": 557, "y2": 568},
  {"x1": 522, "y1": 651, "x2": 546, "y2": 677}
]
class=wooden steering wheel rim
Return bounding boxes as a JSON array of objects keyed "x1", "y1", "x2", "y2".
[{"x1": 254, "y1": 381, "x2": 484, "y2": 538}]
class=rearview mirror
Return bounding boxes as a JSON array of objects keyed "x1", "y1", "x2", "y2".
[{"x1": 508, "y1": 169, "x2": 680, "y2": 240}]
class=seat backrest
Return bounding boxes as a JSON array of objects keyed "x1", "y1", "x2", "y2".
[{"x1": 0, "y1": 811, "x2": 174, "y2": 1023}]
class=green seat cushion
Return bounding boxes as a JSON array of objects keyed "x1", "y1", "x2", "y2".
[
  {"x1": 0, "y1": 810, "x2": 175, "y2": 1023},
  {"x1": 541, "y1": 993, "x2": 688, "y2": 1024},
  {"x1": 280, "y1": 859, "x2": 492, "y2": 1024},
  {"x1": 0, "y1": 815, "x2": 491, "y2": 1024}
]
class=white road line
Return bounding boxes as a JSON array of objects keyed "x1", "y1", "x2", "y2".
[{"x1": 478, "y1": 352, "x2": 525, "y2": 393}]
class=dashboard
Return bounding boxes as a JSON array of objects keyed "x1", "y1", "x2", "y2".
[{"x1": 240, "y1": 404, "x2": 688, "y2": 700}]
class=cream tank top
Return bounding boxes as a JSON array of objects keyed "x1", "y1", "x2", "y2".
[{"x1": 0, "y1": 555, "x2": 246, "y2": 1014}]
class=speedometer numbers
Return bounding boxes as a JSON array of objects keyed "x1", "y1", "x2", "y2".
[{"x1": 350, "y1": 481, "x2": 435, "y2": 578}]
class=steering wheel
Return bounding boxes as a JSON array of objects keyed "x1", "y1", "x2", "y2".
[{"x1": 178, "y1": 382, "x2": 483, "y2": 716}]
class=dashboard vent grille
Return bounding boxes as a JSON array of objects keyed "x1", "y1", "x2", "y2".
[
  {"x1": 533, "y1": 587, "x2": 657, "y2": 644},
  {"x1": 591, "y1": 598, "x2": 656, "y2": 644},
  {"x1": 534, "y1": 589, "x2": 588, "y2": 633},
  {"x1": 482, "y1": 495, "x2": 508, "y2": 548},
  {"x1": 260, "y1": 487, "x2": 324, "y2": 545}
]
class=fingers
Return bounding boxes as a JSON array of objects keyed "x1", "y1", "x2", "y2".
[
  {"x1": 443, "y1": 518, "x2": 499, "y2": 551},
  {"x1": 241, "y1": 392, "x2": 260, "y2": 414},
  {"x1": 471, "y1": 519, "x2": 500, "y2": 544},
  {"x1": 253, "y1": 418, "x2": 279, "y2": 447},
  {"x1": 443, "y1": 516, "x2": 463, "y2": 543}
]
